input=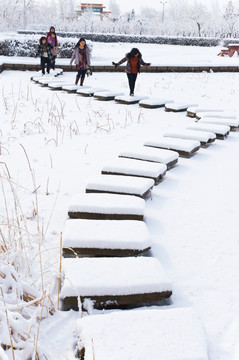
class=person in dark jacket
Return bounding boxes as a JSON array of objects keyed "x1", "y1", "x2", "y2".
[
  {"x1": 70, "y1": 38, "x2": 91, "y2": 86},
  {"x1": 36, "y1": 36, "x2": 53, "y2": 75},
  {"x1": 113, "y1": 48, "x2": 151, "y2": 96}
]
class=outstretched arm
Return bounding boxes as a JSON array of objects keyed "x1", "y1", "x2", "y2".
[{"x1": 112, "y1": 56, "x2": 127, "y2": 67}]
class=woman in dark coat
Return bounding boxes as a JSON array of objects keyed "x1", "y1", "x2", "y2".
[
  {"x1": 36, "y1": 36, "x2": 53, "y2": 75},
  {"x1": 70, "y1": 38, "x2": 91, "y2": 86},
  {"x1": 113, "y1": 48, "x2": 151, "y2": 96}
]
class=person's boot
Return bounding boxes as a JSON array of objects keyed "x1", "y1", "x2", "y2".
[
  {"x1": 80, "y1": 77, "x2": 85, "y2": 86},
  {"x1": 75, "y1": 76, "x2": 80, "y2": 85}
]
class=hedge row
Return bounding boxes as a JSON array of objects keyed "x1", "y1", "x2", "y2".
[
  {"x1": 17, "y1": 30, "x2": 221, "y2": 47},
  {"x1": 0, "y1": 36, "x2": 92, "y2": 57}
]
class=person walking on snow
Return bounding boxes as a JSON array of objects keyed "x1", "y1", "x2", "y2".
[
  {"x1": 112, "y1": 48, "x2": 151, "y2": 96},
  {"x1": 70, "y1": 38, "x2": 91, "y2": 86},
  {"x1": 46, "y1": 27, "x2": 59, "y2": 70},
  {"x1": 36, "y1": 36, "x2": 53, "y2": 75}
]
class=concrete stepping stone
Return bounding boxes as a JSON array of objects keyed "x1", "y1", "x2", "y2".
[
  {"x1": 85, "y1": 174, "x2": 154, "y2": 198},
  {"x1": 144, "y1": 137, "x2": 201, "y2": 158},
  {"x1": 102, "y1": 157, "x2": 167, "y2": 184},
  {"x1": 165, "y1": 102, "x2": 198, "y2": 112},
  {"x1": 94, "y1": 91, "x2": 125, "y2": 100},
  {"x1": 32, "y1": 76, "x2": 44, "y2": 83},
  {"x1": 68, "y1": 193, "x2": 145, "y2": 220},
  {"x1": 187, "y1": 106, "x2": 224, "y2": 118},
  {"x1": 38, "y1": 77, "x2": 58, "y2": 86},
  {"x1": 119, "y1": 146, "x2": 179, "y2": 170},
  {"x1": 187, "y1": 123, "x2": 230, "y2": 140},
  {"x1": 38, "y1": 68, "x2": 63, "y2": 76},
  {"x1": 114, "y1": 95, "x2": 148, "y2": 104},
  {"x1": 163, "y1": 129, "x2": 216, "y2": 147},
  {"x1": 196, "y1": 111, "x2": 237, "y2": 120},
  {"x1": 76, "y1": 87, "x2": 108, "y2": 96},
  {"x1": 139, "y1": 98, "x2": 174, "y2": 109},
  {"x1": 62, "y1": 219, "x2": 152, "y2": 257},
  {"x1": 75, "y1": 308, "x2": 208, "y2": 360},
  {"x1": 48, "y1": 82, "x2": 72, "y2": 90},
  {"x1": 60, "y1": 257, "x2": 172, "y2": 310},
  {"x1": 61, "y1": 85, "x2": 90, "y2": 93},
  {"x1": 199, "y1": 116, "x2": 239, "y2": 131}
]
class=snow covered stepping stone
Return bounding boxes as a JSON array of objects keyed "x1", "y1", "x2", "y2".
[
  {"x1": 68, "y1": 193, "x2": 145, "y2": 220},
  {"x1": 165, "y1": 102, "x2": 197, "y2": 112},
  {"x1": 187, "y1": 106, "x2": 224, "y2": 118},
  {"x1": 32, "y1": 76, "x2": 43, "y2": 83},
  {"x1": 76, "y1": 87, "x2": 108, "y2": 96},
  {"x1": 164, "y1": 129, "x2": 216, "y2": 147},
  {"x1": 52, "y1": 68, "x2": 63, "y2": 75},
  {"x1": 119, "y1": 146, "x2": 179, "y2": 170},
  {"x1": 75, "y1": 308, "x2": 208, "y2": 360},
  {"x1": 62, "y1": 219, "x2": 152, "y2": 257},
  {"x1": 102, "y1": 158, "x2": 167, "y2": 184},
  {"x1": 144, "y1": 137, "x2": 201, "y2": 158},
  {"x1": 199, "y1": 116, "x2": 239, "y2": 131},
  {"x1": 61, "y1": 85, "x2": 90, "y2": 93},
  {"x1": 60, "y1": 257, "x2": 172, "y2": 310},
  {"x1": 48, "y1": 82, "x2": 72, "y2": 90},
  {"x1": 187, "y1": 123, "x2": 230, "y2": 140},
  {"x1": 114, "y1": 95, "x2": 148, "y2": 105},
  {"x1": 85, "y1": 174, "x2": 154, "y2": 198},
  {"x1": 38, "y1": 77, "x2": 58, "y2": 86},
  {"x1": 94, "y1": 91, "x2": 125, "y2": 101},
  {"x1": 196, "y1": 111, "x2": 237, "y2": 120},
  {"x1": 139, "y1": 98, "x2": 174, "y2": 109}
]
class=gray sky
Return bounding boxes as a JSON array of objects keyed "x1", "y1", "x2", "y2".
[{"x1": 104, "y1": 0, "x2": 234, "y2": 14}]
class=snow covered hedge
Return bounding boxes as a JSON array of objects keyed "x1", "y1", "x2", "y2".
[
  {"x1": 0, "y1": 33, "x2": 92, "y2": 57},
  {"x1": 18, "y1": 30, "x2": 220, "y2": 47}
]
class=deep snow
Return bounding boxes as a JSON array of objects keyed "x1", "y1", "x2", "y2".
[{"x1": 1, "y1": 42, "x2": 239, "y2": 359}]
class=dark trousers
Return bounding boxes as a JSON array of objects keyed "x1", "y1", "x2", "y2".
[
  {"x1": 127, "y1": 73, "x2": 137, "y2": 95},
  {"x1": 40, "y1": 56, "x2": 51, "y2": 74},
  {"x1": 51, "y1": 56, "x2": 56, "y2": 70},
  {"x1": 77, "y1": 68, "x2": 87, "y2": 79}
]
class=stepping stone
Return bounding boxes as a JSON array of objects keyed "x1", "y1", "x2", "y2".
[
  {"x1": 139, "y1": 98, "x2": 174, "y2": 109},
  {"x1": 32, "y1": 76, "x2": 43, "y2": 83},
  {"x1": 187, "y1": 123, "x2": 230, "y2": 140},
  {"x1": 114, "y1": 95, "x2": 148, "y2": 105},
  {"x1": 102, "y1": 157, "x2": 167, "y2": 184},
  {"x1": 144, "y1": 137, "x2": 201, "y2": 158},
  {"x1": 94, "y1": 91, "x2": 125, "y2": 101},
  {"x1": 85, "y1": 175, "x2": 154, "y2": 198},
  {"x1": 62, "y1": 219, "x2": 152, "y2": 257},
  {"x1": 163, "y1": 129, "x2": 216, "y2": 146},
  {"x1": 187, "y1": 106, "x2": 224, "y2": 118},
  {"x1": 165, "y1": 102, "x2": 197, "y2": 112},
  {"x1": 60, "y1": 257, "x2": 172, "y2": 310},
  {"x1": 199, "y1": 116, "x2": 239, "y2": 131},
  {"x1": 196, "y1": 111, "x2": 237, "y2": 120},
  {"x1": 68, "y1": 193, "x2": 145, "y2": 220},
  {"x1": 75, "y1": 308, "x2": 208, "y2": 360},
  {"x1": 119, "y1": 146, "x2": 179, "y2": 170},
  {"x1": 38, "y1": 77, "x2": 58, "y2": 86},
  {"x1": 76, "y1": 87, "x2": 108, "y2": 96},
  {"x1": 48, "y1": 82, "x2": 72, "y2": 90},
  {"x1": 38, "y1": 68, "x2": 63, "y2": 76},
  {"x1": 61, "y1": 85, "x2": 90, "y2": 93}
]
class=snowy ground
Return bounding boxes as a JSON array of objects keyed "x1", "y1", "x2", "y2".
[{"x1": 1, "y1": 42, "x2": 239, "y2": 359}]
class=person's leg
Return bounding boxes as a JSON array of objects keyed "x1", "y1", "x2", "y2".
[
  {"x1": 131, "y1": 74, "x2": 137, "y2": 95},
  {"x1": 80, "y1": 70, "x2": 87, "y2": 86},
  {"x1": 46, "y1": 58, "x2": 51, "y2": 74},
  {"x1": 51, "y1": 56, "x2": 56, "y2": 70},
  {"x1": 127, "y1": 73, "x2": 137, "y2": 95},
  {"x1": 40, "y1": 57, "x2": 45, "y2": 74},
  {"x1": 75, "y1": 68, "x2": 82, "y2": 84}
]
